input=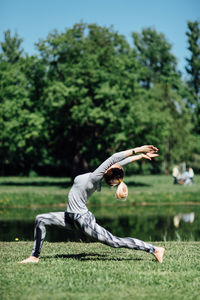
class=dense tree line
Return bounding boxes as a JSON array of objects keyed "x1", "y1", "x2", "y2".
[{"x1": 0, "y1": 21, "x2": 199, "y2": 178}]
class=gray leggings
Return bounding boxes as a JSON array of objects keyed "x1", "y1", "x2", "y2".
[{"x1": 32, "y1": 211, "x2": 156, "y2": 258}]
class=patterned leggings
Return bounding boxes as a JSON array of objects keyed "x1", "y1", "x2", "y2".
[{"x1": 32, "y1": 211, "x2": 156, "y2": 258}]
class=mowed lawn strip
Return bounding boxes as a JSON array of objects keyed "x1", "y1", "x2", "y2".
[
  {"x1": 0, "y1": 241, "x2": 199, "y2": 300},
  {"x1": 0, "y1": 175, "x2": 200, "y2": 208}
]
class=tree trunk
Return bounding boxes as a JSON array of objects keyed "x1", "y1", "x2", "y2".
[
  {"x1": 164, "y1": 139, "x2": 170, "y2": 175},
  {"x1": 70, "y1": 151, "x2": 89, "y2": 181}
]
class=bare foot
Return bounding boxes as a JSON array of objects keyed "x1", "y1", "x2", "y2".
[
  {"x1": 154, "y1": 247, "x2": 165, "y2": 263},
  {"x1": 19, "y1": 256, "x2": 40, "y2": 263}
]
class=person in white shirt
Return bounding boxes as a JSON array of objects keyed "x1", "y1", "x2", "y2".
[{"x1": 172, "y1": 165, "x2": 179, "y2": 184}]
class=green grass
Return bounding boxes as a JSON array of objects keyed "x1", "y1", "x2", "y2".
[
  {"x1": 0, "y1": 175, "x2": 199, "y2": 208},
  {"x1": 1, "y1": 177, "x2": 200, "y2": 299},
  {"x1": 0, "y1": 241, "x2": 200, "y2": 300}
]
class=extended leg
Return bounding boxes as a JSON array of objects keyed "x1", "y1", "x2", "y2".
[
  {"x1": 72, "y1": 211, "x2": 155, "y2": 253},
  {"x1": 71, "y1": 211, "x2": 165, "y2": 262},
  {"x1": 32, "y1": 212, "x2": 67, "y2": 258}
]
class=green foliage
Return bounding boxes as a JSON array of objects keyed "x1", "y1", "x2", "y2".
[
  {"x1": 186, "y1": 21, "x2": 200, "y2": 97},
  {"x1": 132, "y1": 27, "x2": 177, "y2": 88},
  {"x1": 0, "y1": 22, "x2": 198, "y2": 176},
  {"x1": 35, "y1": 24, "x2": 142, "y2": 176},
  {"x1": 185, "y1": 20, "x2": 200, "y2": 134},
  {"x1": 0, "y1": 29, "x2": 23, "y2": 63},
  {"x1": 0, "y1": 60, "x2": 46, "y2": 173}
]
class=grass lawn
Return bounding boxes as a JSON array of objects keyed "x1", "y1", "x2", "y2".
[
  {"x1": 0, "y1": 177, "x2": 200, "y2": 299},
  {"x1": 0, "y1": 175, "x2": 200, "y2": 208},
  {"x1": 0, "y1": 241, "x2": 200, "y2": 300}
]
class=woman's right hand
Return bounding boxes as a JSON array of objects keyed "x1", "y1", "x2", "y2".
[{"x1": 135, "y1": 145, "x2": 158, "y2": 154}]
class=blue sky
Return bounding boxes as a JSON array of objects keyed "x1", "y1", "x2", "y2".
[{"x1": 0, "y1": 0, "x2": 199, "y2": 75}]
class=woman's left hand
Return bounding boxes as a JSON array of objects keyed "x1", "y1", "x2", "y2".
[{"x1": 142, "y1": 153, "x2": 159, "y2": 160}]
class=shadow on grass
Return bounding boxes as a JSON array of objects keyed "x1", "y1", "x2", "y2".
[
  {"x1": 125, "y1": 181, "x2": 151, "y2": 187},
  {"x1": 44, "y1": 253, "x2": 143, "y2": 262},
  {"x1": 0, "y1": 180, "x2": 151, "y2": 188}
]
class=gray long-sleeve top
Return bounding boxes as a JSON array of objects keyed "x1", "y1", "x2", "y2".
[{"x1": 66, "y1": 151, "x2": 132, "y2": 214}]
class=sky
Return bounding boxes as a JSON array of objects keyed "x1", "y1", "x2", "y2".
[{"x1": 0, "y1": 0, "x2": 199, "y2": 75}]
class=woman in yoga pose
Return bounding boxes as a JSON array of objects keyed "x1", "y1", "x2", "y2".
[{"x1": 20, "y1": 145, "x2": 165, "y2": 263}]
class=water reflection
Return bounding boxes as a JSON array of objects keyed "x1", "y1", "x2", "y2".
[
  {"x1": 0, "y1": 205, "x2": 199, "y2": 242},
  {"x1": 173, "y1": 212, "x2": 195, "y2": 228}
]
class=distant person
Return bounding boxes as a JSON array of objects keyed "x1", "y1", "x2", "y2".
[
  {"x1": 188, "y1": 167, "x2": 195, "y2": 183},
  {"x1": 172, "y1": 165, "x2": 179, "y2": 184},
  {"x1": 20, "y1": 145, "x2": 165, "y2": 264},
  {"x1": 183, "y1": 168, "x2": 193, "y2": 186}
]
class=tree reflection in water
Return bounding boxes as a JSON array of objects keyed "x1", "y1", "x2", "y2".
[{"x1": 1, "y1": 205, "x2": 199, "y2": 242}]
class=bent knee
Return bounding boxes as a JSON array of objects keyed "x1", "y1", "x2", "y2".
[{"x1": 35, "y1": 214, "x2": 45, "y2": 224}]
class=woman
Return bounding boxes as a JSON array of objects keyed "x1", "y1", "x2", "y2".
[{"x1": 20, "y1": 145, "x2": 165, "y2": 264}]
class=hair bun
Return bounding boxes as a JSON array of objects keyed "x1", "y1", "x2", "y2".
[{"x1": 115, "y1": 182, "x2": 128, "y2": 200}]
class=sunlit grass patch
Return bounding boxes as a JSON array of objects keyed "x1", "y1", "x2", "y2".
[
  {"x1": 0, "y1": 175, "x2": 199, "y2": 208},
  {"x1": 0, "y1": 241, "x2": 199, "y2": 300}
]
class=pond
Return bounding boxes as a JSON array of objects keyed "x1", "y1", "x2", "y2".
[{"x1": 1, "y1": 204, "x2": 200, "y2": 242}]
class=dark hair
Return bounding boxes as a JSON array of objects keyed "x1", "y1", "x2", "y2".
[{"x1": 104, "y1": 167, "x2": 124, "y2": 185}]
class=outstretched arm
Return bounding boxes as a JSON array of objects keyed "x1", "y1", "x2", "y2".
[
  {"x1": 123, "y1": 145, "x2": 158, "y2": 158},
  {"x1": 90, "y1": 146, "x2": 158, "y2": 183},
  {"x1": 118, "y1": 153, "x2": 159, "y2": 167}
]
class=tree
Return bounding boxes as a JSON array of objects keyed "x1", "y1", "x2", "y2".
[
  {"x1": 132, "y1": 27, "x2": 177, "y2": 89},
  {"x1": 0, "y1": 60, "x2": 46, "y2": 174},
  {"x1": 150, "y1": 82, "x2": 194, "y2": 173},
  {"x1": 131, "y1": 27, "x2": 195, "y2": 173},
  {"x1": 36, "y1": 23, "x2": 146, "y2": 177},
  {"x1": 0, "y1": 31, "x2": 46, "y2": 175},
  {"x1": 0, "y1": 30, "x2": 24, "y2": 63},
  {"x1": 186, "y1": 20, "x2": 200, "y2": 97},
  {"x1": 185, "y1": 21, "x2": 200, "y2": 135},
  {"x1": 0, "y1": 24, "x2": 197, "y2": 176}
]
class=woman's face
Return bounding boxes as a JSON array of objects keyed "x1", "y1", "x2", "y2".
[
  {"x1": 106, "y1": 176, "x2": 123, "y2": 187},
  {"x1": 104, "y1": 164, "x2": 124, "y2": 187}
]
